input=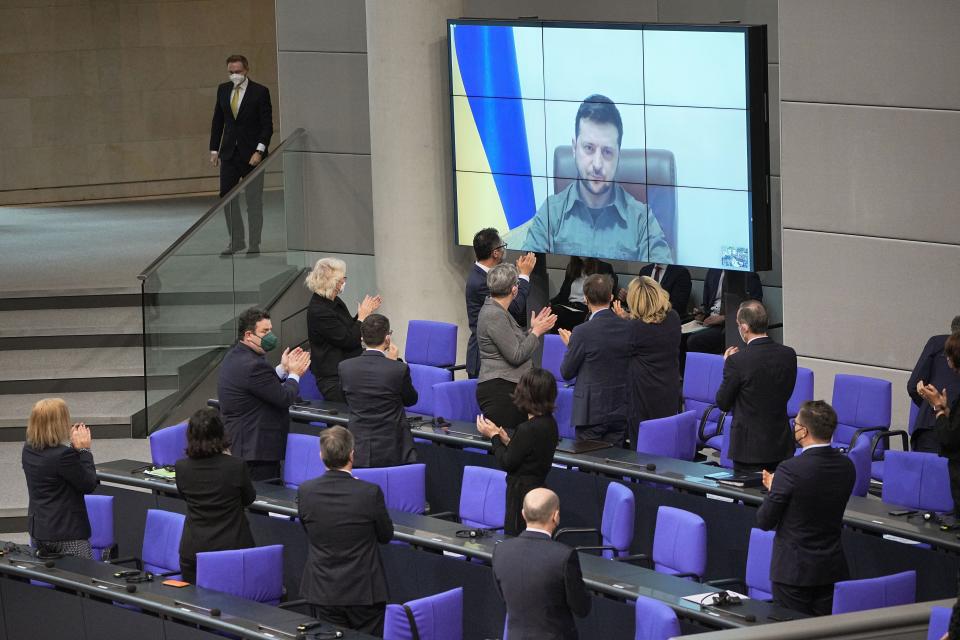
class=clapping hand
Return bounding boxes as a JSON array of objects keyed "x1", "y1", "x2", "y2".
[
  {"x1": 287, "y1": 349, "x2": 311, "y2": 377},
  {"x1": 530, "y1": 307, "x2": 557, "y2": 337},
  {"x1": 762, "y1": 470, "x2": 774, "y2": 491},
  {"x1": 70, "y1": 423, "x2": 91, "y2": 450},
  {"x1": 557, "y1": 328, "x2": 572, "y2": 346},
  {"x1": 385, "y1": 342, "x2": 400, "y2": 360},
  {"x1": 723, "y1": 345, "x2": 739, "y2": 360},
  {"x1": 515, "y1": 252, "x2": 536, "y2": 276},
  {"x1": 476, "y1": 415, "x2": 499, "y2": 438},
  {"x1": 917, "y1": 380, "x2": 948, "y2": 411},
  {"x1": 703, "y1": 313, "x2": 725, "y2": 327},
  {"x1": 358, "y1": 294, "x2": 382, "y2": 321},
  {"x1": 280, "y1": 346, "x2": 304, "y2": 373},
  {"x1": 612, "y1": 300, "x2": 629, "y2": 319}
]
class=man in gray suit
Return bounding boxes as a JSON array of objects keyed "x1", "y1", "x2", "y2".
[
  {"x1": 338, "y1": 314, "x2": 418, "y2": 467},
  {"x1": 559, "y1": 274, "x2": 634, "y2": 445}
]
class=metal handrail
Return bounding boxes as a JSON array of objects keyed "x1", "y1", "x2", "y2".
[{"x1": 136, "y1": 127, "x2": 306, "y2": 281}]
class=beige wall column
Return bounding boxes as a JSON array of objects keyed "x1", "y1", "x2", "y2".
[{"x1": 366, "y1": 0, "x2": 473, "y2": 360}]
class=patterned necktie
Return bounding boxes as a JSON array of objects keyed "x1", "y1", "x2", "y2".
[{"x1": 230, "y1": 85, "x2": 240, "y2": 118}]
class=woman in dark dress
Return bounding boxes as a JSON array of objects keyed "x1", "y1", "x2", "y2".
[
  {"x1": 22, "y1": 398, "x2": 98, "y2": 559},
  {"x1": 175, "y1": 408, "x2": 256, "y2": 584},
  {"x1": 614, "y1": 276, "x2": 682, "y2": 447},
  {"x1": 305, "y1": 257, "x2": 381, "y2": 402},
  {"x1": 476, "y1": 368, "x2": 560, "y2": 536}
]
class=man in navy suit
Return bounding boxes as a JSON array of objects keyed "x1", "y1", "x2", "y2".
[
  {"x1": 687, "y1": 268, "x2": 763, "y2": 355},
  {"x1": 559, "y1": 274, "x2": 634, "y2": 445},
  {"x1": 715, "y1": 300, "x2": 797, "y2": 473},
  {"x1": 339, "y1": 314, "x2": 418, "y2": 467},
  {"x1": 209, "y1": 54, "x2": 273, "y2": 256},
  {"x1": 492, "y1": 488, "x2": 591, "y2": 640},
  {"x1": 639, "y1": 263, "x2": 692, "y2": 316},
  {"x1": 218, "y1": 307, "x2": 309, "y2": 480},
  {"x1": 757, "y1": 400, "x2": 856, "y2": 616},
  {"x1": 907, "y1": 316, "x2": 960, "y2": 452},
  {"x1": 465, "y1": 228, "x2": 535, "y2": 378}
]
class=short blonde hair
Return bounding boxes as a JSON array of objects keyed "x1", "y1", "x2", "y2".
[
  {"x1": 26, "y1": 398, "x2": 72, "y2": 449},
  {"x1": 626, "y1": 276, "x2": 671, "y2": 324},
  {"x1": 305, "y1": 257, "x2": 346, "y2": 299}
]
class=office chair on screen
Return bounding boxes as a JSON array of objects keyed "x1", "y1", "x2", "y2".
[{"x1": 552, "y1": 146, "x2": 678, "y2": 254}]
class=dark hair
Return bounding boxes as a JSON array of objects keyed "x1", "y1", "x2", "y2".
[
  {"x1": 237, "y1": 307, "x2": 270, "y2": 340},
  {"x1": 575, "y1": 95, "x2": 623, "y2": 147},
  {"x1": 951, "y1": 316, "x2": 960, "y2": 334},
  {"x1": 186, "y1": 408, "x2": 231, "y2": 459},
  {"x1": 225, "y1": 54, "x2": 249, "y2": 69},
  {"x1": 564, "y1": 256, "x2": 602, "y2": 282},
  {"x1": 946, "y1": 332, "x2": 960, "y2": 369},
  {"x1": 736, "y1": 300, "x2": 768, "y2": 334},
  {"x1": 796, "y1": 400, "x2": 838, "y2": 441},
  {"x1": 320, "y1": 426, "x2": 354, "y2": 469},
  {"x1": 473, "y1": 228, "x2": 501, "y2": 261},
  {"x1": 512, "y1": 368, "x2": 558, "y2": 416},
  {"x1": 583, "y1": 274, "x2": 613, "y2": 306},
  {"x1": 361, "y1": 314, "x2": 390, "y2": 347}
]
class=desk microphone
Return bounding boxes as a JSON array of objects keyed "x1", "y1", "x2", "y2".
[
  {"x1": 126, "y1": 584, "x2": 137, "y2": 593},
  {"x1": 210, "y1": 608, "x2": 221, "y2": 617},
  {"x1": 646, "y1": 463, "x2": 657, "y2": 471}
]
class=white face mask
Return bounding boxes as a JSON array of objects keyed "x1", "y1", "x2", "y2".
[
  {"x1": 339, "y1": 280, "x2": 346, "y2": 295},
  {"x1": 229, "y1": 73, "x2": 245, "y2": 86}
]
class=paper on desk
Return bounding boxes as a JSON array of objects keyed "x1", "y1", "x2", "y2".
[
  {"x1": 682, "y1": 320, "x2": 707, "y2": 335},
  {"x1": 144, "y1": 467, "x2": 176, "y2": 479}
]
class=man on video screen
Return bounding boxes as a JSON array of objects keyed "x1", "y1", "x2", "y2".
[{"x1": 520, "y1": 95, "x2": 672, "y2": 263}]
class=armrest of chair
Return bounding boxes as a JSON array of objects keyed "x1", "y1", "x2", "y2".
[
  {"x1": 446, "y1": 364, "x2": 467, "y2": 372},
  {"x1": 428, "y1": 511, "x2": 458, "y2": 521},
  {"x1": 105, "y1": 556, "x2": 141, "y2": 570},
  {"x1": 706, "y1": 577, "x2": 746, "y2": 591},
  {"x1": 554, "y1": 527, "x2": 602, "y2": 547},
  {"x1": 870, "y1": 429, "x2": 910, "y2": 458},
  {"x1": 574, "y1": 545, "x2": 621, "y2": 556},
  {"x1": 670, "y1": 571, "x2": 702, "y2": 581},
  {"x1": 155, "y1": 570, "x2": 180, "y2": 578},
  {"x1": 612, "y1": 553, "x2": 652, "y2": 566},
  {"x1": 848, "y1": 426, "x2": 890, "y2": 451},
  {"x1": 698, "y1": 405, "x2": 719, "y2": 442}
]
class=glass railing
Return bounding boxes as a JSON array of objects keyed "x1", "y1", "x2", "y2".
[{"x1": 137, "y1": 129, "x2": 307, "y2": 434}]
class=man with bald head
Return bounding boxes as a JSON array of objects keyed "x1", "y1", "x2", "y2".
[
  {"x1": 492, "y1": 488, "x2": 591, "y2": 640},
  {"x1": 715, "y1": 300, "x2": 798, "y2": 473}
]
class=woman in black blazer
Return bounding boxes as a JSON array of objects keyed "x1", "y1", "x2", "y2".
[
  {"x1": 477, "y1": 368, "x2": 560, "y2": 536},
  {"x1": 22, "y1": 398, "x2": 98, "y2": 558},
  {"x1": 550, "y1": 257, "x2": 619, "y2": 332},
  {"x1": 175, "y1": 408, "x2": 256, "y2": 584},
  {"x1": 615, "y1": 276, "x2": 682, "y2": 447},
  {"x1": 305, "y1": 257, "x2": 381, "y2": 402}
]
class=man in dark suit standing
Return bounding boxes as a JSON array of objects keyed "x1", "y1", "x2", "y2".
[
  {"x1": 559, "y1": 274, "x2": 634, "y2": 445},
  {"x1": 298, "y1": 426, "x2": 394, "y2": 635},
  {"x1": 687, "y1": 268, "x2": 763, "y2": 355},
  {"x1": 492, "y1": 488, "x2": 591, "y2": 640},
  {"x1": 339, "y1": 314, "x2": 418, "y2": 467},
  {"x1": 217, "y1": 307, "x2": 309, "y2": 480},
  {"x1": 907, "y1": 316, "x2": 960, "y2": 452},
  {"x1": 757, "y1": 400, "x2": 856, "y2": 616},
  {"x1": 639, "y1": 263, "x2": 692, "y2": 316},
  {"x1": 715, "y1": 300, "x2": 797, "y2": 473},
  {"x1": 210, "y1": 54, "x2": 273, "y2": 256},
  {"x1": 466, "y1": 228, "x2": 535, "y2": 378}
]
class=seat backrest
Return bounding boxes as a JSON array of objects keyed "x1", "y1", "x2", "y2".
[
  {"x1": 652, "y1": 506, "x2": 706, "y2": 579},
  {"x1": 831, "y1": 374, "x2": 892, "y2": 447},
  {"x1": 787, "y1": 367, "x2": 814, "y2": 419},
  {"x1": 554, "y1": 146, "x2": 677, "y2": 253},
  {"x1": 353, "y1": 464, "x2": 427, "y2": 514},
  {"x1": 927, "y1": 606, "x2": 951, "y2": 640},
  {"x1": 845, "y1": 440, "x2": 872, "y2": 497},
  {"x1": 635, "y1": 410, "x2": 698, "y2": 461},
  {"x1": 458, "y1": 466, "x2": 507, "y2": 530},
  {"x1": 408, "y1": 364, "x2": 454, "y2": 416},
  {"x1": 149, "y1": 421, "x2": 188, "y2": 467},
  {"x1": 683, "y1": 353, "x2": 726, "y2": 405},
  {"x1": 832, "y1": 570, "x2": 916, "y2": 614},
  {"x1": 881, "y1": 451, "x2": 954, "y2": 512},
  {"x1": 196, "y1": 545, "x2": 284, "y2": 605},
  {"x1": 542, "y1": 334, "x2": 573, "y2": 384},
  {"x1": 744, "y1": 528, "x2": 775, "y2": 600},
  {"x1": 142, "y1": 509, "x2": 185, "y2": 575},
  {"x1": 84, "y1": 494, "x2": 114, "y2": 559},
  {"x1": 432, "y1": 379, "x2": 480, "y2": 423},
  {"x1": 405, "y1": 320, "x2": 457, "y2": 368},
  {"x1": 282, "y1": 433, "x2": 326, "y2": 489},
  {"x1": 383, "y1": 587, "x2": 463, "y2": 640},
  {"x1": 298, "y1": 369, "x2": 324, "y2": 401},
  {"x1": 633, "y1": 594, "x2": 681, "y2": 640},
  {"x1": 600, "y1": 483, "x2": 635, "y2": 559},
  {"x1": 554, "y1": 387, "x2": 575, "y2": 440}
]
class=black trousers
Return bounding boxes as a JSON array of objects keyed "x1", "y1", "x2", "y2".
[
  {"x1": 733, "y1": 460, "x2": 782, "y2": 474},
  {"x1": 550, "y1": 302, "x2": 588, "y2": 333},
  {"x1": 316, "y1": 374, "x2": 346, "y2": 403},
  {"x1": 311, "y1": 603, "x2": 386, "y2": 637},
  {"x1": 911, "y1": 427, "x2": 939, "y2": 453},
  {"x1": 576, "y1": 421, "x2": 626, "y2": 447},
  {"x1": 245, "y1": 460, "x2": 281, "y2": 482},
  {"x1": 220, "y1": 152, "x2": 265, "y2": 249},
  {"x1": 948, "y1": 459, "x2": 960, "y2": 517},
  {"x1": 686, "y1": 325, "x2": 724, "y2": 355},
  {"x1": 504, "y1": 475, "x2": 545, "y2": 536},
  {"x1": 477, "y1": 378, "x2": 526, "y2": 432},
  {"x1": 772, "y1": 581, "x2": 835, "y2": 616}
]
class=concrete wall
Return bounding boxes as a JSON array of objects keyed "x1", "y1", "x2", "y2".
[
  {"x1": 778, "y1": 0, "x2": 960, "y2": 427},
  {"x1": 0, "y1": 0, "x2": 278, "y2": 205}
]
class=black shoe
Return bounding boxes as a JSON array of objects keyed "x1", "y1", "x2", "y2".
[
  {"x1": 245, "y1": 245, "x2": 260, "y2": 258},
  {"x1": 220, "y1": 243, "x2": 245, "y2": 257}
]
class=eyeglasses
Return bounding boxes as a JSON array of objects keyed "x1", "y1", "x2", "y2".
[{"x1": 495, "y1": 243, "x2": 508, "y2": 252}]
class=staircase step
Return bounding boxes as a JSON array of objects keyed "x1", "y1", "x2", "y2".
[
  {"x1": 0, "y1": 307, "x2": 142, "y2": 338},
  {"x1": 0, "y1": 390, "x2": 165, "y2": 430}
]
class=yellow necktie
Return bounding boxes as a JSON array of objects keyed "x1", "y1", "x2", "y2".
[{"x1": 230, "y1": 85, "x2": 240, "y2": 118}]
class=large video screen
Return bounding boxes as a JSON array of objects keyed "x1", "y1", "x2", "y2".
[{"x1": 449, "y1": 20, "x2": 770, "y2": 271}]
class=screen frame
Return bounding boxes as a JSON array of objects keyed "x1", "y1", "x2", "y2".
[{"x1": 447, "y1": 18, "x2": 771, "y2": 272}]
